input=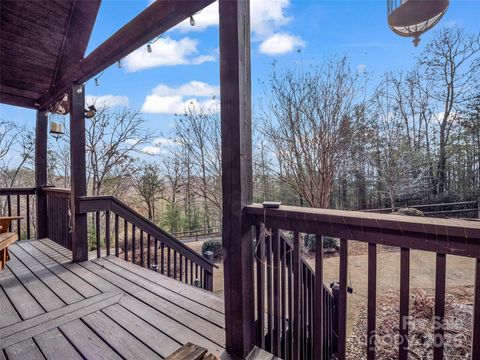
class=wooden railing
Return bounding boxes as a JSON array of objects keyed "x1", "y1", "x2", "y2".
[
  {"x1": 79, "y1": 195, "x2": 217, "y2": 291},
  {"x1": 255, "y1": 228, "x2": 336, "y2": 359},
  {"x1": 363, "y1": 199, "x2": 480, "y2": 218},
  {"x1": 0, "y1": 187, "x2": 36, "y2": 239},
  {"x1": 245, "y1": 204, "x2": 480, "y2": 360},
  {"x1": 44, "y1": 187, "x2": 72, "y2": 250}
]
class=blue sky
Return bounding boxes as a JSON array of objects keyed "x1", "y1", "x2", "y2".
[{"x1": 1, "y1": 0, "x2": 479, "y2": 142}]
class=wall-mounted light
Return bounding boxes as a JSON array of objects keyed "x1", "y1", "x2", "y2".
[{"x1": 85, "y1": 105, "x2": 97, "y2": 119}]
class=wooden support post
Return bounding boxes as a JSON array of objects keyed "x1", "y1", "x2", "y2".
[
  {"x1": 69, "y1": 84, "x2": 88, "y2": 262},
  {"x1": 35, "y1": 110, "x2": 48, "y2": 239},
  {"x1": 219, "y1": 0, "x2": 254, "y2": 357}
]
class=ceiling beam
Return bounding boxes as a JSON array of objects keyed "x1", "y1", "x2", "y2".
[
  {"x1": 40, "y1": 0, "x2": 215, "y2": 110},
  {"x1": 51, "y1": 0, "x2": 102, "y2": 89}
]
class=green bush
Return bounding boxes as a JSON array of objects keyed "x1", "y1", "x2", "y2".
[
  {"x1": 395, "y1": 207, "x2": 425, "y2": 217},
  {"x1": 302, "y1": 234, "x2": 338, "y2": 252},
  {"x1": 202, "y1": 239, "x2": 223, "y2": 259},
  {"x1": 322, "y1": 236, "x2": 339, "y2": 249}
]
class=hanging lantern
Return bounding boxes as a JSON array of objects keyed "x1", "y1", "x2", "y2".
[
  {"x1": 49, "y1": 121, "x2": 64, "y2": 139},
  {"x1": 387, "y1": 0, "x2": 449, "y2": 46}
]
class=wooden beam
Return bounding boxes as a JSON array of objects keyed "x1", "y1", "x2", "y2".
[
  {"x1": 69, "y1": 84, "x2": 88, "y2": 262},
  {"x1": 40, "y1": 0, "x2": 214, "y2": 110},
  {"x1": 35, "y1": 111, "x2": 48, "y2": 239},
  {"x1": 219, "y1": 0, "x2": 254, "y2": 357},
  {"x1": 51, "y1": 0, "x2": 102, "y2": 88}
]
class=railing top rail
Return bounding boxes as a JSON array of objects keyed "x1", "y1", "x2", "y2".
[
  {"x1": 43, "y1": 187, "x2": 71, "y2": 194},
  {"x1": 245, "y1": 203, "x2": 480, "y2": 257},
  {"x1": 363, "y1": 200, "x2": 478, "y2": 212},
  {"x1": 0, "y1": 187, "x2": 36, "y2": 195},
  {"x1": 79, "y1": 195, "x2": 218, "y2": 270}
]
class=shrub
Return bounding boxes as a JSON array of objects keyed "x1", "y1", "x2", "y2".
[
  {"x1": 202, "y1": 239, "x2": 223, "y2": 259},
  {"x1": 395, "y1": 207, "x2": 425, "y2": 217},
  {"x1": 302, "y1": 234, "x2": 338, "y2": 252},
  {"x1": 322, "y1": 236, "x2": 339, "y2": 249}
]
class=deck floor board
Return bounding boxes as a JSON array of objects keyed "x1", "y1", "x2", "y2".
[{"x1": 0, "y1": 239, "x2": 228, "y2": 360}]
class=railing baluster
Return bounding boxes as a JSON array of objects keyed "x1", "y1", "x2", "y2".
[
  {"x1": 26, "y1": 194, "x2": 31, "y2": 239},
  {"x1": 256, "y1": 225, "x2": 266, "y2": 348},
  {"x1": 314, "y1": 234, "x2": 324, "y2": 360},
  {"x1": 280, "y1": 238, "x2": 287, "y2": 358},
  {"x1": 288, "y1": 240, "x2": 293, "y2": 360},
  {"x1": 114, "y1": 214, "x2": 119, "y2": 257},
  {"x1": 124, "y1": 219, "x2": 128, "y2": 261},
  {"x1": 147, "y1": 234, "x2": 151, "y2": 269},
  {"x1": 190, "y1": 259, "x2": 193, "y2": 284},
  {"x1": 367, "y1": 242, "x2": 377, "y2": 360},
  {"x1": 272, "y1": 229, "x2": 281, "y2": 357},
  {"x1": 472, "y1": 258, "x2": 480, "y2": 359},
  {"x1": 7, "y1": 195, "x2": 12, "y2": 231},
  {"x1": 434, "y1": 253, "x2": 446, "y2": 360},
  {"x1": 293, "y1": 231, "x2": 301, "y2": 360},
  {"x1": 140, "y1": 230, "x2": 144, "y2": 267},
  {"x1": 96, "y1": 211, "x2": 101, "y2": 258},
  {"x1": 179, "y1": 254, "x2": 183, "y2": 282},
  {"x1": 105, "y1": 211, "x2": 110, "y2": 256},
  {"x1": 154, "y1": 238, "x2": 158, "y2": 269},
  {"x1": 399, "y1": 247, "x2": 410, "y2": 360},
  {"x1": 266, "y1": 231, "x2": 273, "y2": 351},
  {"x1": 173, "y1": 251, "x2": 177, "y2": 279},
  {"x1": 132, "y1": 224, "x2": 136, "y2": 264},
  {"x1": 16, "y1": 194, "x2": 21, "y2": 237},
  {"x1": 161, "y1": 243, "x2": 165, "y2": 274},
  {"x1": 167, "y1": 247, "x2": 171, "y2": 277},
  {"x1": 338, "y1": 238, "x2": 348, "y2": 360}
]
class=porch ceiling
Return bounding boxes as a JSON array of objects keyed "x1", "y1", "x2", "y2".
[
  {"x1": 0, "y1": 0, "x2": 101, "y2": 110},
  {"x1": 0, "y1": 0, "x2": 215, "y2": 113}
]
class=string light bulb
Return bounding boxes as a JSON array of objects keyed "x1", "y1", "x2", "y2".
[
  {"x1": 94, "y1": 77, "x2": 99, "y2": 86},
  {"x1": 189, "y1": 16, "x2": 195, "y2": 26},
  {"x1": 147, "y1": 44, "x2": 152, "y2": 53},
  {"x1": 117, "y1": 59, "x2": 122, "y2": 68}
]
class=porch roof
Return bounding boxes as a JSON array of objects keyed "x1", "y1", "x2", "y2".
[{"x1": 0, "y1": 0, "x2": 214, "y2": 113}]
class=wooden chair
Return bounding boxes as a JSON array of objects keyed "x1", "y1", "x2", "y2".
[{"x1": 0, "y1": 216, "x2": 22, "y2": 270}]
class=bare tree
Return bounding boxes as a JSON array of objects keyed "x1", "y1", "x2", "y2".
[
  {"x1": 85, "y1": 105, "x2": 152, "y2": 196},
  {"x1": 419, "y1": 26, "x2": 480, "y2": 195},
  {"x1": 174, "y1": 102, "x2": 222, "y2": 229},
  {"x1": 0, "y1": 120, "x2": 35, "y2": 188},
  {"x1": 260, "y1": 57, "x2": 362, "y2": 208}
]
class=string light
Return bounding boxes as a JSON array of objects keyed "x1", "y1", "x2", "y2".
[
  {"x1": 117, "y1": 59, "x2": 122, "y2": 68},
  {"x1": 146, "y1": 33, "x2": 164, "y2": 54},
  {"x1": 147, "y1": 44, "x2": 152, "y2": 53},
  {"x1": 189, "y1": 15, "x2": 195, "y2": 26}
]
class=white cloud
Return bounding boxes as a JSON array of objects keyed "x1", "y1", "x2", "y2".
[
  {"x1": 124, "y1": 36, "x2": 215, "y2": 72},
  {"x1": 86, "y1": 95, "x2": 129, "y2": 108},
  {"x1": 259, "y1": 33, "x2": 305, "y2": 55},
  {"x1": 169, "y1": 0, "x2": 303, "y2": 55},
  {"x1": 141, "y1": 81, "x2": 220, "y2": 114},
  {"x1": 152, "y1": 137, "x2": 175, "y2": 146},
  {"x1": 141, "y1": 146, "x2": 163, "y2": 155},
  {"x1": 173, "y1": 0, "x2": 291, "y2": 38}
]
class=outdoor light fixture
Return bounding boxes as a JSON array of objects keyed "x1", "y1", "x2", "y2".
[
  {"x1": 189, "y1": 16, "x2": 195, "y2": 26},
  {"x1": 84, "y1": 105, "x2": 97, "y2": 119},
  {"x1": 387, "y1": 0, "x2": 449, "y2": 46},
  {"x1": 147, "y1": 44, "x2": 152, "y2": 53},
  {"x1": 49, "y1": 121, "x2": 64, "y2": 140}
]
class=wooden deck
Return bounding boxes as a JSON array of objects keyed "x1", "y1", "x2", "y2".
[{"x1": 0, "y1": 239, "x2": 228, "y2": 359}]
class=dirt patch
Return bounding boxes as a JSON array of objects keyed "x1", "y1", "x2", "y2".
[{"x1": 347, "y1": 287, "x2": 474, "y2": 359}]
